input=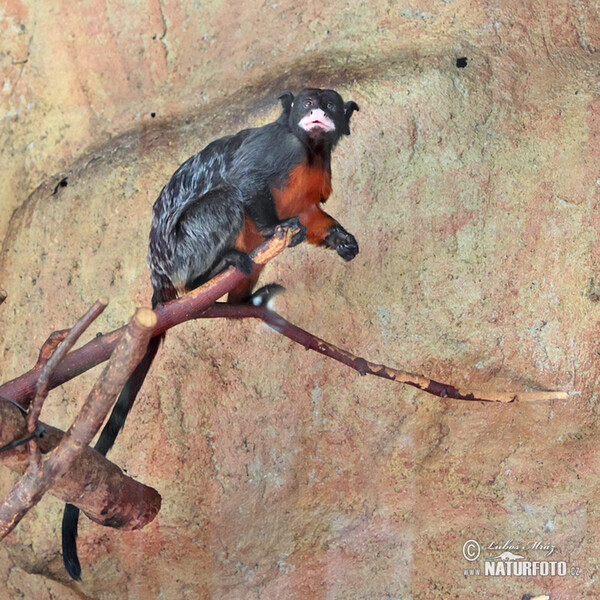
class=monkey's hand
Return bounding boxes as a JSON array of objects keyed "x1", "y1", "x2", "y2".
[
  {"x1": 325, "y1": 224, "x2": 359, "y2": 261},
  {"x1": 274, "y1": 217, "x2": 307, "y2": 248}
]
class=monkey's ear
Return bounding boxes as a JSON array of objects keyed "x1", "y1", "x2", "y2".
[
  {"x1": 278, "y1": 91, "x2": 294, "y2": 115},
  {"x1": 342, "y1": 101, "x2": 359, "y2": 135}
]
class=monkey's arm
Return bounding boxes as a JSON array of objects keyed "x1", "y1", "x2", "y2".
[
  {"x1": 243, "y1": 192, "x2": 307, "y2": 247},
  {"x1": 301, "y1": 204, "x2": 359, "y2": 261}
]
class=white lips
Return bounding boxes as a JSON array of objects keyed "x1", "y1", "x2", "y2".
[{"x1": 299, "y1": 108, "x2": 335, "y2": 134}]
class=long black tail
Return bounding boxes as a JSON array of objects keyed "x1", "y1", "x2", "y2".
[{"x1": 61, "y1": 333, "x2": 162, "y2": 580}]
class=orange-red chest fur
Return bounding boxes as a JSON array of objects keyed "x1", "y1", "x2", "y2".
[
  {"x1": 235, "y1": 162, "x2": 333, "y2": 252},
  {"x1": 272, "y1": 162, "x2": 332, "y2": 219}
]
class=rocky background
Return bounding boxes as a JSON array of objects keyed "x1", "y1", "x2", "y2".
[{"x1": 1, "y1": 1, "x2": 599, "y2": 598}]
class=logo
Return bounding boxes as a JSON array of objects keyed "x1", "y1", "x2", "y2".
[
  {"x1": 461, "y1": 538, "x2": 581, "y2": 579},
  {"x1": 493, "y1": 551, "x2": 525, "y2": 561},
  {"x1": 462, "y1": 539, "x2": 481, "y2": 562}
]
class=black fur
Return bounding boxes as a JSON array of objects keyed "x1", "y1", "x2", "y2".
[
  {"x1": 62, "y1": 88, "x2": 359, "y2": 580},
  {"x1": 147, "y1": 88, "x2": 358, "y2": 297}
]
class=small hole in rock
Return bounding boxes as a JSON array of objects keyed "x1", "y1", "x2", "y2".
[
  {"x1": 456, "y1": 57, "x2": 468, "y2": 68},
  {"x1": 52, "y1": 177, "x2": 68, "y2": 195}
]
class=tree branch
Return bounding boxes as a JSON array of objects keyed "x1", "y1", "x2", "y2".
[
  {"x1": 199, "y1": 303, "x2": 568, "y2": 403},
  {"x1": 0, "y1": 222, "x2": 567, "y2": 416},
  {"x1": 0, "y1": 399, "x2": 160, "y2": 529},
  {"x1": 28, "y1": 300, "x2": 108, "y2": 469},
  {"x1": 0, "y1": 308, "x2": 156, "y2": 541},
  {"x1": 29, "y1": 299, "x2": 108, "y2": 429}
]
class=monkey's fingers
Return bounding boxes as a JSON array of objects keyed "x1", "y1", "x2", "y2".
[
  {"x1": 325, "y1": 226, "x2": 359, "y2": 261},
  {"x1": 275, "y1": 217, "x2": 307, "y2": 248},
  {"x1": 336, "y1": 238, "x2": 359, "y2": 261},
  {"x1": 290, "y1": 225, "x2": 307, "y2": 247}
]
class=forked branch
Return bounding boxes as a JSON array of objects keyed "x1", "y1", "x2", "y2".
[
  {"x1": 0, "y1": 225, "x2": 296, "y2": 408},
  {"x1": 0, "y1": 308, "x2": 156, "y2": 541}
]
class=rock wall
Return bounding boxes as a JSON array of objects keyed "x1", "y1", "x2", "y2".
[{"x1": 1, "y1": 1, "x2": 599, "y2": 598}]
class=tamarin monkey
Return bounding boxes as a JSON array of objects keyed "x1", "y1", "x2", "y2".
[{"x1": 62, "y1": 88, "x2": 359, "y2": 580}]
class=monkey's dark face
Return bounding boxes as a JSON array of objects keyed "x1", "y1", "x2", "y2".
[
  {"x1": 294, "y1": 89, "x2": 342, "y2": 139},
  {"x1": 284, "y1": 88, "x2": 359, "y2": 146}
]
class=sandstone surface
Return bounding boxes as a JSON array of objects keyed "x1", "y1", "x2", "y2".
[{"x1": 1, "y1": 1, "x2": 599, "y2": 598}]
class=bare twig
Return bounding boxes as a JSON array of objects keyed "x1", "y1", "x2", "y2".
[
  {"x1": 27, "y1": 299, "x2": 108, "y2": 469},
  {"x1": 0, "y1": 227, "x2": 297, "y2": 407},
  {"x1": 200, "y1": 303, "x2": 568, "y2": 403},
  {"x1": 0, "y1": 399, "x2": 160, "y2": 529},
  {"x1": 30, "y1": 299, "x2": 108, "y2": 425},
  {"x1": 0, "y1": 308, "x2": 156, "y2": 541}
]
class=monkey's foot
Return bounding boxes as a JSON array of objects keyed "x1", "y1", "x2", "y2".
[
  {"x1": 247, "y1": 283, "x2": 286, "y2": 307},
  {"x1": 216, "y1": 249, "x2": 254, "y2": 277}
]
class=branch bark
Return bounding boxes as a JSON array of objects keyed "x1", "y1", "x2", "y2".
[
  {"x1": 0, "y1": 308, "x2": 157, "y2": 541},
  {"x1": 199, "y1": 303, "x2": 569, "y2": 403}
]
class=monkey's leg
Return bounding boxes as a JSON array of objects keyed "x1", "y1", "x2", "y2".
[
  {"x1": 227, "y1": 267, "x2": 264, "y2": 304},
  {"x1": 301, "y1": 205, "x2": 359, "y2": 261},
  {"x1": 206, "y1": 249, "x2": 254, "y2": 279},
  {"x1": 226, "y1": 215, "x2": 266, "y2": 303},
  {"x1": 172, "y1": 185, "x2": 248, "y2": 290}
]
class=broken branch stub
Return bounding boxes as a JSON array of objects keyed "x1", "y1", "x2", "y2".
[{"x1": 0, "y1": 399, "x2": 160, "y2": 529}]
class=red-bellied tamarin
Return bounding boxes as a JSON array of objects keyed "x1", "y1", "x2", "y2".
[{"x1": 62, "y1": 88, "x2": 359, "y2": 580}]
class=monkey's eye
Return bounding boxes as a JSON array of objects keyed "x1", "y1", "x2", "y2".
[
  {"x1": 326, "y1": 102, "x2": 336, "y2": 111},
  {"x1": 303, "y1": 99, "x2": 313, "y2": 109}
]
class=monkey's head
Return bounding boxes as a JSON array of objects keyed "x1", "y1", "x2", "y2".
[{"x1": 279, "y1": 88, "x2": 359, "y2": 146}]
